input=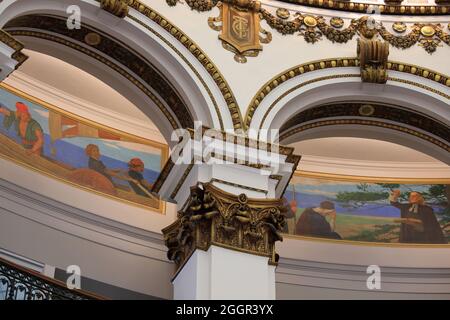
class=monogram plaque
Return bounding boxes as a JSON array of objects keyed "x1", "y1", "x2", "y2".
[{"x1": 209, "y1": 2, "x2": 271, "y2": 63}]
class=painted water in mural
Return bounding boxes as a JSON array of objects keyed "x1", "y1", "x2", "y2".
[
  {"x1": 283, "y1": 175, "x2": 450, "y2": 244},
  {"x1": 0, "y1": 84, "x2": 167, "y2": 211}
]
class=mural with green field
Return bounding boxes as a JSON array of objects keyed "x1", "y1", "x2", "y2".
[{"x1": 283, "y1": 175, "x2": 450, "y2": 244}]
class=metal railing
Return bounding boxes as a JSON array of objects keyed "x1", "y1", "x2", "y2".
[{"x1": 0, "y1": 256, "x2": 103, "y2": 300}]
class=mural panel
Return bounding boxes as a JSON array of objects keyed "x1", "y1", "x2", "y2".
[
  {"x1": 0, "y1": 84, "x2": 168, "y2": 212},
  {"x1": 283, "y1": 173, "x2": 450, "y2": 244}
]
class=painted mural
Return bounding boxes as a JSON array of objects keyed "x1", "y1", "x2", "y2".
[
  {"x1": 283, "y1": 174, "x2": 450, "y2": 244},
  {"x1": 0, "y1": 84, "x2": 167, "y2": 212}
]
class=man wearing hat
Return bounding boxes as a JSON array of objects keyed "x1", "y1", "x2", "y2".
[
  {"x1": 0, "y1": 101, "x2": 44, "y2": 155},
  {"x1": 295, "y1": 200, "x2": 342, "y2": 239},
  {"x1": 127, "y1": 158, "x2": 153, "y2": 198}
]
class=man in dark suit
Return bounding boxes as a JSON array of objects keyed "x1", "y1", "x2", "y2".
[
  {"x1": 295, "y1": 201, "x2": 341, "y2": 239},
  {"x1": 390, "y1": 190, "x2": 447, "y2": 244}
]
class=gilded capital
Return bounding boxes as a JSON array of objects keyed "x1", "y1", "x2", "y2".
[
  {"x1": 100, "y1": 0, "x2": 129, "y2": 18},
  {"x1": 163, "y1": 183, "x2": 287, "y2": 274}
]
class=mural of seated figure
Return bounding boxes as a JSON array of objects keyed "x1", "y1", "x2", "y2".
[{"x1": 295, "y1": 201, "x2": 342, "y2": 240}]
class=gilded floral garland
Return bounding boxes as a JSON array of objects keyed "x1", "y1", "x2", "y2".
[{"x1": 167, "y1": 0, "x2": 450, "y2": 54}]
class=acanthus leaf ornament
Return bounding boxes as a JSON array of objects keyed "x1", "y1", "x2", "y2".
[{"x1": 162, "y1": 183, "x2": 287, "y2": 274}]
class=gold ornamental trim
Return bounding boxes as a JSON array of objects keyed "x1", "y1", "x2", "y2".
[
  {"x1": 170, "y1": 0, "x2": 450, "y2": 16},
  {"x1": 245, "y1": 58, "x2": 450, "y2": 129},
  {"x1": 0, "y1": 29, "x2": 28, "y2": 69},
  {"x1": 167, "y1": 1, "x2": 450, "y2": 55},
  {"x1": 162, "y1": 182, "x2": 287, "y2": 276},
  {"x1": 276, "y1": 0, "x2": 450, "y2": 15},
  {"x1": 124, "y1": 0, "x2": 244, "y2": 130},
  {"x1": 100, "y1": 0, "x2": 129, "y2": 18}
]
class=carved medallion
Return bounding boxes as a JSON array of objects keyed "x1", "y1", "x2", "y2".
[
  {"x1": 84, "y1": 32, "x2": 102, "y2": 46},
  {"x1": 359, "y1": 104, "x2": 376, "y2": 116},
  {"x1": 303, "y1": 16, "x2": 318, "y2": 27},
  {"x1": 421, "y1": 25, "x2": 436, "y2": 37},
  {"x1": 208, "y1": 2, "x2": 272, "y2": 63},
  {"x1": 330, "y1": 17, "x2": 344, "y2": 29},
  {"x1": 392, "y1": 22, "x2": 407, "y2": 33},
  {"x1": 276, "y1": 8, "x2": 290, "y2": 19}
]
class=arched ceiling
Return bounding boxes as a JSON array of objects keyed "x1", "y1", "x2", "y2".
[
  {"x1": 290, "y1": 137, "x2": 443, "y2": 162},
  {"x1": 16, "y1": 49, "x2": 155, "y2": 123}
]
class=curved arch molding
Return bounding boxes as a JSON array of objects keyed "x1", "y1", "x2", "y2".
[
  {"x1": 3, "y1": 0, "x2": 244, "y2": 130},
  {"x1": 124, "y1": 0, "x2": 243, "y2": 130},
  {"x1": 4, "y1": 14, "x2": 192, "y2": 130},
  {"x1": 245, "y1": 58, "x2": 450, "y2": 129},
  {"x1": 279, "y1": 102, "x2": 450, "y2": 153}
]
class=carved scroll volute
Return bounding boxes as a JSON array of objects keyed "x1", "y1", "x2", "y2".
[
  {"x1": 100, "y1": 0, "x2": 129, "y2": 18},
  {"x1": 358, "y1": 38, "x2": 390, "y2": 84},
  {"x1": 162, "y1": 183, "x2": 287, "y2": 274}
]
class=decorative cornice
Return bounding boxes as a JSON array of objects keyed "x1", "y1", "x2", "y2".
[
  {"x1": 171, "y1": 0, "x2": 450, "y2": 16},
  {"x1": 162, "y1": 182, "x2": 287, "y2": 275},
  {"x1": 151, "y1": 126, "x2": 299, "y2": 198},
  {"x1": 125, "y1": 0, "x2": 244, "y2": 130},
  {"x1": 100, "y1": 0, "x2": 129, "y2": 18},
  {"x1": 0, "y1": 29, "x2": 28, "y2": 69},
  {"x1": 245, "y1": 58, "x2": 450, "y2": 129},
  {"x1": 266, "y1": 0, "x2": 450, "y2": 16}
]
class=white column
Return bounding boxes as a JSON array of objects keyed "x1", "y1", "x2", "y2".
[
  {"x1": 173, "y1": 246, "x2": 276, "y2": 300},
  {"x1": 155, "y1": 127, "x2": 300, "y2": 300}
]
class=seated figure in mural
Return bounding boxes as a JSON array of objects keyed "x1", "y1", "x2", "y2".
[
  {"x1": 127, "y1": 158, "x2": 154, "y2": 198},
  {"x1": 295, "y1": 201, "x2": 342, "y2": 239},
  {"x1": 0, "y1": 102, "x2": 44, "y2": 155},
  {"x1": 85, "y1": 144, "x2": 121, "y2": 183},
  {"x1": 390, "y1": 190, "x2": 447, "y2": 244},
  {"x1": 68, "y1": 144, "x2": 120, "y2": 196}
]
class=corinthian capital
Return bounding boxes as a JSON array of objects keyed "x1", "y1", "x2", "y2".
[{"x1": 163, "y1": 183, "x2": 287, "y2": 274}]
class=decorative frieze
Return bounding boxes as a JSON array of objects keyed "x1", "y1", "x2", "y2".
[
  {"x1": 167, "y1": 0, "x2": 450, "y2": 57},
  {"x1": 163, "y1": 183, "x2": 287, "y2": 274}
]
